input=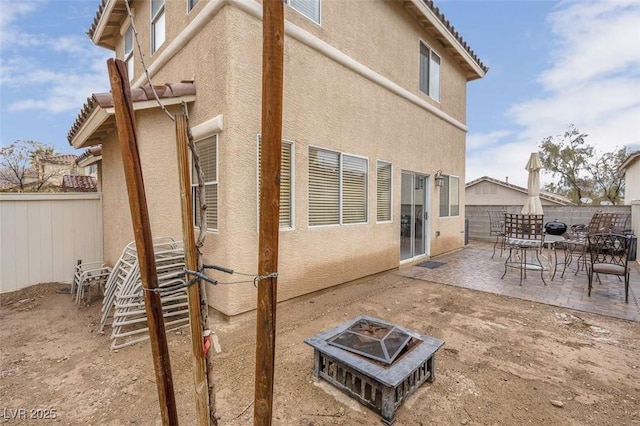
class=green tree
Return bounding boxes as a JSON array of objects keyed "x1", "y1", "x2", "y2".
[
  {"x1": 538, "y1": 125, "x2": 594, "y2": 205},
  {"x1": 538, "y1": 125, "x2": 627, "y2": 205},
  {"x1": 587, "y1": 147, "x2": 626, "y2": 205},
  {"x1": 0, "y1": 140, "x2": 60, "y2": 192}
]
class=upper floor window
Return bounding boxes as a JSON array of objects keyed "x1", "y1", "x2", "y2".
[
  {"x1": 419, "y1": 42, "x2": 440, "y2": 102},
  {"x1": 124, "y1": 26, "x2": 134, "y2": 81},
  {"x1": 192, "y1": 135, "x2": 218, "y2": 231},
  {"x1": 188, "y1": 0, "x2": 199, "y2": 12},
  {"x1": 439, "y1": 175, "x2": 459, "y2": 217},
  {"x1": 151, "y1": 0, "x2": 166, "y2": 54},
  {"x1": 286, "y1": 0, "x2": 321, "y2": 25},
  {"x1": 308, "y1": 147, "x2": 368, "y2": 226}
]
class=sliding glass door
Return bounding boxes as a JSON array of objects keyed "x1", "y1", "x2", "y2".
[{"x1": 400, "y1": 172, "x2": 428, "y2": 261}]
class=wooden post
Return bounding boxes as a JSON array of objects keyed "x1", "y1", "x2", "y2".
[
  {"x1": 107, "y1": 58, "x2": 179, "y2": 425},
  {"x1": 254, "y1": 1, "x2": 284, "y2": 425},
  {"x1": 175, "y1": 114, "x2": 217, "y2": 425}
]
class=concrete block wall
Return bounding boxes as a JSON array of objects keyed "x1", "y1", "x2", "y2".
[{"x1": 466, "y1": 205, "x2": 633, "y2": 242}]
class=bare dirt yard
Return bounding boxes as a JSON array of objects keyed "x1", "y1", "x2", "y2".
[{"x1": 1, "y1": 272, "x2": 639, "y2": 425}]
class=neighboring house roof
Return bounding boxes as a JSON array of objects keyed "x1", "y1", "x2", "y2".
[
  {"x1": 619, "y1": 150, "x2": 640, "y2": 172},
  {"x1": 62, "y1": 175, "x2": 98, "y2": 192},
  {"x1": 87, "y1": 0, "x2": 487, "y2": 80},
  {"x1": 465, "y1": 176, "x2": 574, "y2": 206},
  {"x1": 39, "y1": 154, "x2": 77, "y2": 165},
  {"x1": 67, "y1": 82, "x2": 196, "y2": 148},
  {"x1": 76, "y1": 145, "x2": 103, "y2": 167}
]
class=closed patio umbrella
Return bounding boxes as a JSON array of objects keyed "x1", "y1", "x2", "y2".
[{"x1": 522, "y1": 152, "x2": 544, "y2": 215}]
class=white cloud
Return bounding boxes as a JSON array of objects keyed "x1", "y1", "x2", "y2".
[
  {"x1": 469, "y1": 0, "x2": 640, "y2": 186},
  {"x1": 541, "y1": 0, "x2": 640, "y2": 90},
  {"x1": 466, "y1": 129, "x2": 513, "y2": 152},
  {"x1": 467, "y1": 138, "x2": 542, "y2": 188},
  {"x1": 0, "y1": 0, "x2": 111, "y2": 116},
  {"x1": 0, "y1": 0, "x2": 44, "y2": 47}
]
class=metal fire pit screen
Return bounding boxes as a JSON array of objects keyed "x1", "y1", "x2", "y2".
[
  {"x1": 305, "y1": 315, "x2": 444, "y2": 425},
  {"x1": 327, "y1": 318, "x2": 412, "y2": 365}
]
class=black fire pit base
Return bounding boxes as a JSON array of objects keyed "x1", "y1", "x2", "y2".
[{"x1": 305, "y1": 315, "x2": 444, "y2": 425}]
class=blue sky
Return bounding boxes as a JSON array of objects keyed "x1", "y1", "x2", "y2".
[{"x1": 1, "y1": 0, "x2": 639, "y2": 188}]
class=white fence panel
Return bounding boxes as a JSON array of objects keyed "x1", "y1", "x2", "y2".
[{"x1": 0, "y1": 193, "x2": 102, "y2": 293}]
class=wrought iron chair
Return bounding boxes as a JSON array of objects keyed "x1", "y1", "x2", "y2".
[
  {"x1": 488, "y1": 210, "x2": 506, "y2": 258},
  {"x1": 501, "y1": 214, "x2": 546, "y2": 285},
  {"x1": 587, "y1": 233, "x2": 634, "y2": 303},
  {"x1": 561, "y1": 212, "x2": 631, "y2": 277}
]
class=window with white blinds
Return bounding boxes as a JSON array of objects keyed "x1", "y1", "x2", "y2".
[
  {"x1": 376, "y1": 161, "x2": 392, "y2": 222},
  {"x1": 309, "y1": 148, "x2": 339, "y2": 226},
  {"x1": 308, "y1": 147, "x2": 368, "y2": 226},
  {"x1": 286, "y1": 0, "x2": 321, "y2": 24},
  {"x1": 192, "y1": 135, "x2": 218, "y2": 230},
  {"x1": 257, "y1": 137, "x2": 294, "y2": 229},
  {"x1": 439, "y1": 174, "x2": 460, "y2": 217},
  {"x1": 342, "y1": 155, "x2": 368, "y2": 224}
]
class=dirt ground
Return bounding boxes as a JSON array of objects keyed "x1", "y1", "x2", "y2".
[{"x1": 1, "y1": 272, "x2": 639, "y2": 425}]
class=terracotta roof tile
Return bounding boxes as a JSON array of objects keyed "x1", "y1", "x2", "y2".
[
  {"x1": 62, "y1": 175, "x2": 98, "y2": 192},
  {"x1": 420, "y1": 0, "x2": 488, "y2": 73},
  {"x1": 40, "y1": 154, "x2": 77, "y2": 165},
  {"x1": 87, "y1": 0, "x2": 487, "y2": 74},
  {"x1": 87, "y1": 0, "x2": 108, "y2": 40},
  {"x1": 67, "y1": 82, "x2": 196, "y2": 145},
  {"x1": 76, "y1": 145, "x2": 103, "y2": 165}
]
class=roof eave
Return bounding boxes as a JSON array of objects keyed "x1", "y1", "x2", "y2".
[
  {"x1": 70, "y1": 95, "x2": 197, "y2": 149},
  {"x1": 77, "y1": 155, "x2": 103, "y2": 168},
  {"x1": 92, "y1": 0, "x2": 117, "y2": 49},
  {"x1": 619, "y1": 152, "x2": 639, "y2": 172},
  {"x1": 71, "y1": 107, "x2": 111, "y2": 150},
  {"x1": 406, "y1": 0, "x2": 487, "y2": 80}
]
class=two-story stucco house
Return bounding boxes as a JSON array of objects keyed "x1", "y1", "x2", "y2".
[{"x1": 67, "y1": 0, "x2": 487, "y2": 317}]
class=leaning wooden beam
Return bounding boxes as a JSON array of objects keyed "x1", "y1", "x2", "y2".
[
  {"x1": 175, "y1": 113, "x2": 217, "y2": 425},
  {"x1": 107, "y1": 58, "x2": 179, "y2": 425},
  {"x1": 254, "y1": 1, "x2": 284, "y2": 425}
]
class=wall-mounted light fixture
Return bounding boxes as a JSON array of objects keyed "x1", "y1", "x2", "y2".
[{"x1": 434, "y1": 170, "x2": 445, "y2": 187}]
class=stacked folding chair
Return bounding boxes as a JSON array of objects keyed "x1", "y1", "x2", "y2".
[
  {"x1": 73, "y1": 261, "x2": 112, "y2": 305},
  {"x1": 96, "y1": 237, "x2": 191, "y2": 350}
]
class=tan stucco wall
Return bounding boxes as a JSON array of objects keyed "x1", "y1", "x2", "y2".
[
  {"x1": 466, "y1": 181, "x2": 564, "y2": 207},
  {"x1": 623, "y1": 158, "x2": 640, "y2": 204},
  {"x1": 98, "y1": 0, "x2": 471, "y2": 316}
]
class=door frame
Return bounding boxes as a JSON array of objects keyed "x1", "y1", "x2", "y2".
[{"x1": 400, "y1": 171, "x2": 431, "y2": 263}]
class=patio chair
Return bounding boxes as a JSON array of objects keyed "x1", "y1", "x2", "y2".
[
  {"x1": 488, "y1": 210, "x2": 506, "y2": 258},
  {"x1": 587, "y1": 233, "x2": 634, "y2": 303},
  {"x1": 561, "y1": 212, "x2": 631, "y2": 277},
  {"x1": 501, "y1": 214, "x2": 546, "y2": 285},
  {"x1": 559, "y1": 224, "x2": 589, "y2": 277},
  {"x1": 73, "y1": 261, "x2": 112, "y2": 305}
]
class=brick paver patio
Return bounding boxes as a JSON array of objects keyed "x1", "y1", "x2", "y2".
[{"x1": 396, "y1": 240, "x2": 640, "y2": 322}]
